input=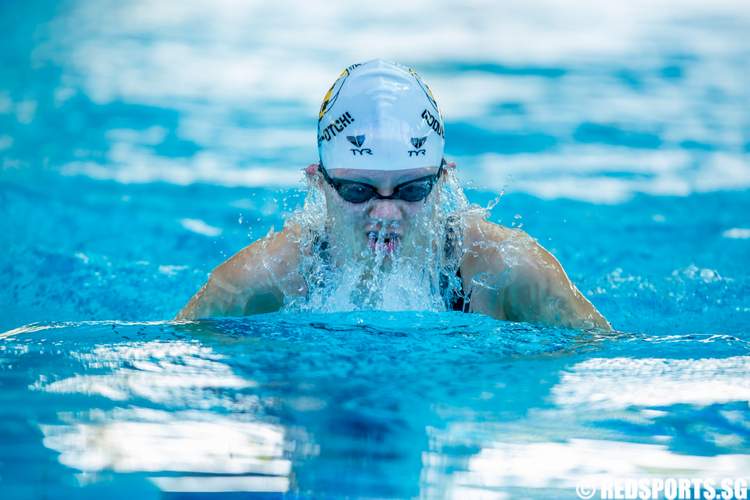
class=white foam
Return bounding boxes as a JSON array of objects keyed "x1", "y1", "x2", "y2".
[
  {"x1": 179, "y1": 218, "x2": 222, "y2": 237},
  {"x1": 472, "y1": 147, "x2": 749, "y2": 203},
  {"x1": 40, "y1": 0, "x2": 750, "y2": 201},
  {"x1": 552, "y1": 356, "x2": 750, "y2": 409},
  {"x1": 150, "y1": 476, "x2": 290, "y2": 493},
  {"x1": 672, "y1": 265, "x2": 724, "y2": 284},
  {"x1": 36, "y1": 340, "x2": 295, "y2": 480},
  {"x1": 425, "y1": 354, "x2": 750, "y2": 493},
  {"x1": 62, "y1": 157, "x2": 302, "y2": 187},
  {"x1": 434, "y1": 438, "x2": 750, "y2": 492},
  {"x1": 723, "y1": 228, "x2": 750, "y2": 239},
  {"x1": 41, "y1": 409, "x2": 291, "y2": 477},
  {"x1": 47, "y1": 0, "x2": 749, "y2": 103},
  {"x1": 158, "y1": 264, "x2": 188, "y2": 276}
]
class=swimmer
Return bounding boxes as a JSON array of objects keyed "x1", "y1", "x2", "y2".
[{"x1": 177, "y1": 60, "x2": 611, "y2": 331}]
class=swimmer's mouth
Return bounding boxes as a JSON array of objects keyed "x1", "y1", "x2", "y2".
[{"x1": 367, "y1": 231, "x2": 400, "y2": 253}]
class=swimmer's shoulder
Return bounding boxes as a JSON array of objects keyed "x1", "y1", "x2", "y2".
[
  {"x1": 460, "y1": 218, "x2": 612, "y2": 330},
  {"x1": 464, "y1": 218, "x2": 521, "y2": 246},
  {"x1": 461, "y1": 218, "x2": 532, "y2": 261},
  {"x1": 214, "y1": 223, "x2": 303, "y2": 282},
  {"x1": 462, "y1": 217, "x2": 558, "y2": 272},
  {"x1": 459, "y1": 217, "x2": 557, "y2": 290},
  {"x1": 177, "y1": 225, "x2": 303, "y2": 320},
  {"x1": 458, "y1": 218, "x2": 510, "y2": 283}
]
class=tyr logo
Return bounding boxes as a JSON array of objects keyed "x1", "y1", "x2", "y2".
[
  {"x1": 347, "y1": 135, "x2": 373, "y2": 155},
  {"x1": 408, "y1": 136, "x2": 427, "y2": 157}
]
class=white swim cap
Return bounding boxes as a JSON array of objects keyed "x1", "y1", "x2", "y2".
[{"x1": 317, "y1": 59, "x2": 445, "y2": 171}]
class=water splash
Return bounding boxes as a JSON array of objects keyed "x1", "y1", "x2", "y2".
[{"x1": 284, "y1": 169, "x2": 478, "y2": 313}]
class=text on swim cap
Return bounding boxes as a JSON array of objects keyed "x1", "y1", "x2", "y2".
[
  {"x1": 347, "y1": 135, "x2": 373, "y2": 156},
  {"x1": 319, "y1": 111, "x2": 355, "y2": 143},
  {"x1": 421, "y1": 109, "x2": 444, "y2": 138}
]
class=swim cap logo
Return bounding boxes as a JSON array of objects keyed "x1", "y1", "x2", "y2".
[
  {"x1": 347, "y1": 135, "x2": 366, "y2": 148},
  {"x1": 318, "y1": 111, "x2": 355, "y2": 143},
  {"x1": 347, "y1": 135, "x2": 372, "y2": 156},
  {"x1": 408, "y1": 67, "x2": 441, "y2": 116},
  {"x1": 409, "y1": 136, "x2": 427, "y2": 157},
  {"x1": 421, "y1": 109, "x2": 444, "y2": 138},
  {"x1": 318, "y1": 64, "x2": 361, "y2": 121}
]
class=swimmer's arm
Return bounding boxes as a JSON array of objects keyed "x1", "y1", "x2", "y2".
[
  {"x1": 503, "y1": 236, "x2": 612, "y2": 331},
  {"x1": 175, "y1": 228, "x2": 297, "y2": 320},
  {"x1": 464, "y1": 222, "x2": 611, "y2": 331}
]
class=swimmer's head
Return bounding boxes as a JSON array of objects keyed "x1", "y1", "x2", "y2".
[
  {"x1": 312, "y1": 60, "x2": 450, "y2": 259},
  {"x1": 298, "y1": 62, "x2": 463, "y2": 308},
  {"x1": 317, "y1": 59, "x2": 445, "y2": 172}
]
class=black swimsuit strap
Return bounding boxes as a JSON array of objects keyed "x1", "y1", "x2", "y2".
[
  {"x1": 449, "y1": 267, "x2": 471, "y2": 312},
  {"x1": 441, "y1": 217, "x2": 471, "y2": 312}
]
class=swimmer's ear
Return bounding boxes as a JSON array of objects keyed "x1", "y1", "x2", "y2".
[
  {"x1": 439, "y1": 158, "x2": 456, "y2": 177},
  {"x1": 304, "y1": 163, "x2": 320, "y2": 177},
  {"x1": 304, "y1": 163, "x2": 324, "y2": 186},
  {"x1": 305, "y1": 163, "x2": 324, "y2": 189}
]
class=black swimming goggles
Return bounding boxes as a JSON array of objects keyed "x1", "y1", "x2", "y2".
[{"x1": 319, "y1": 160, "x2": 445, "y2": 204}]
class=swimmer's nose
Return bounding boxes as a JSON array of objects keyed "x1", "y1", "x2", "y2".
[{"x1": 369, "y1": 199, "x2": 402, "y2": 220}]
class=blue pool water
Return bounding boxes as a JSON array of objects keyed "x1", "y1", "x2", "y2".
[{"x1": 2, "y1": 0, "x2": 750, "y2": 498}]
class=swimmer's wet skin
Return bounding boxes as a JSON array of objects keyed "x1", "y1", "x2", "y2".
[{"x1": 177, "y1": 59, "x2": 611, "y2": 331}]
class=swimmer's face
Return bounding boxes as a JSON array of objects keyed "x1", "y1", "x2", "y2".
[{"x1": 320, "y1": 166, "x2": 442, "y2": 255}]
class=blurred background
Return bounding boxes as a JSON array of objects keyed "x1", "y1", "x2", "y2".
[
  {"x1": 1, "y1": 3, "x2": 750, "y2": 497},
  {"x1": 1, "y1": 0, "x2": 749, "y2": 331}
]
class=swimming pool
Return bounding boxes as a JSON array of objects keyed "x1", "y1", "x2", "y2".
[{"x1": 2, "y1": 0, "x2": 749, "y2": 498}]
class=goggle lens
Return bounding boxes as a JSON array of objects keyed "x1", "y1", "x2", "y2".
[{"x1": 320, "y1": 165, "x2": 442, "y2": 204}]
